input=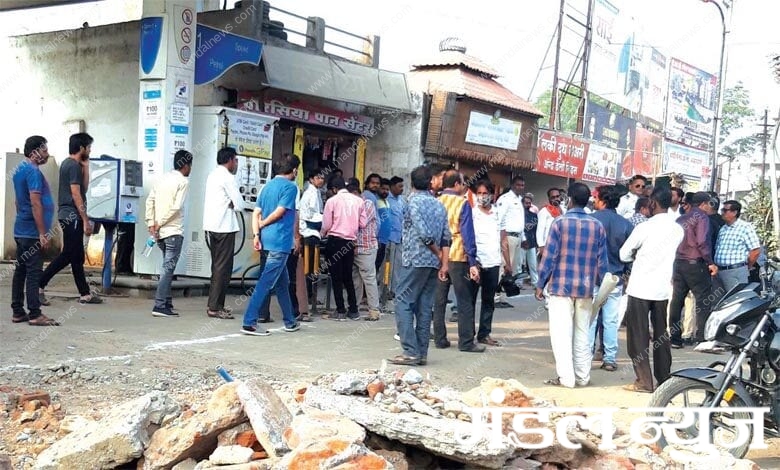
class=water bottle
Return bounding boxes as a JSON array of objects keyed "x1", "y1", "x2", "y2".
[{"x1": 142, "y1": 236, "x2": 156, "y2": 257}]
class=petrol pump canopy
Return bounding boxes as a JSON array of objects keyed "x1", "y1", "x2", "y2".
[{"x1": 261, "y1": 45, "x2": 412, "y2": 113}]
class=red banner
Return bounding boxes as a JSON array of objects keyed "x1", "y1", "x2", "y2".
[
  {"x1": 632, "y1": 127, "x2": 662, "y2": 176},
  {"x1": 535, "y1": 131, "x2": 588, "y2": 179},
  {"x1": 237, "y1": 92, "x2": 375, "y2": 135}
]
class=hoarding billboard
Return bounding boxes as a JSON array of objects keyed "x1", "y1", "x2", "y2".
[
  {"x1": 665, "y1": 58, "x2": 717, "y2": 150},
  {"x1": 583, "y1": 100, "x2": 637, "y2": 180},
  {"x1": 581, "y1": 142, "x2": 619, "y2": 184},
  {"x1": 632, "y1": 126, "x2": 662, "y2": 176},
  {"x1": 587, "y1": 0, "x2": 667, "y2": 123},
  {"x1": 662, "y1": 140, "x2": 710, "y2": 180}
]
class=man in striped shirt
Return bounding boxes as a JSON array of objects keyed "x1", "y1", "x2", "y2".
[
  {"x1": 535, "y1": 182, "x2": 608, "y2": 388},
  {"x1": 349, "y1": 180, "x2": 381, "y2": 321}
]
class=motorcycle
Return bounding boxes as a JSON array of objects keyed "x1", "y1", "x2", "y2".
[{"x1": 648, "y1": 259, "x2": 780, "y2": 458}]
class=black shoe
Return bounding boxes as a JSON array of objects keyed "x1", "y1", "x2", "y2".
[
  {"x1": 152, "y1": 307, "x2": 178, "y2": 318},
  {"x1": 460, "y1": 344, "x2": 486, "y2": 353},
  {"x1": 448, "y1": 315, "x2": 459, "y2": 323},
  {"x1": 418, "y1": 357, "x2": 427, "y2": 366},
  {"x1": 435, "y1": 340, "x2": 451, "y2": 349},
  {"x1": 259, "y1": 317, "x2": 274, "y2": 323},
  {"x1": 495, "y1": 301, "x2": 513, "y2": 309},
  {"x1": 682, "y1": 337, "x2": 695, "y2": 346},
  {"x1": 671, "y1": 342, "x2": 684, "y2": 349},
  {"x1": 347, "y1": 312, "x2": 361, "y2": 321},
  {"x1": 241, "y1": 325, "x2": 270, "y2": 336}
]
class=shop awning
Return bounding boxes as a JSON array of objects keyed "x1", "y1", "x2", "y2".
[{"x1": 261, "y1": 45, "x2": 412, "y2": 113}]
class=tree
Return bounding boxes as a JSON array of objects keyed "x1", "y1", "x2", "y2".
[
  {"x1": 534, "y1": 88, "x2": 580, "y2": 132},
  {"x1": 719, "y1": 82, "x2": 759, "y2": 158},
  {"x1": 742, "y1": 182, "x2": 776, "y2": 255}
]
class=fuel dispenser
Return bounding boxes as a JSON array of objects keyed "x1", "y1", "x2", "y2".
[
  {"x1": 181, "y1": 106, "x2": 277, "y2": 279},
  {"x1": 86, "y1": 155, "x2": 144, "y2": 290}
]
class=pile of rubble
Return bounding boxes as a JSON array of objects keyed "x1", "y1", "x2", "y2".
[{"x1": 0, "y1": 369, "x2": 764, "y2": 470}]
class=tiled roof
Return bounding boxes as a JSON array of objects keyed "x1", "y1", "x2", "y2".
[
  {"x1": 411, "y1": 50, "x2": 500, "y2": 78},
  {"x1": 408, "y1": 68, "x2": 544, "y2": 117}
]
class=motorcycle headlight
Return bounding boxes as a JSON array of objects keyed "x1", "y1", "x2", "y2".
[{"x1": 704, "y1": 316, "x2": 720, "y2": 341}]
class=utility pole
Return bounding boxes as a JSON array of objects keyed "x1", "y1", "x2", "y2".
[
  {"x1": 548, "y1": 0, "x2": 565, "y2": 131},
  {"x1": 575, "y1": 0, "x2": 595, "y2": 134},
  {"x1": 760, "y1": 108, "x2": 770, "y2": 185}
]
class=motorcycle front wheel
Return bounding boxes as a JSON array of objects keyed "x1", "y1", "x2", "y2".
[{"x1": 647, "y1": 376, "x2": 753, "y2": 459}]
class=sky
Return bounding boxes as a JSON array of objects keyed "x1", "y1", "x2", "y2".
[{"x1": 1, "y1": 0, "x2": 778, "y2": 121}]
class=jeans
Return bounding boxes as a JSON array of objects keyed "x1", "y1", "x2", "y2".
[
  {"x1": 243, "y1": 250, "x2": 296, "y2": 328},
  {"x1": 669, "y1": 260, "x2": 713, "y2": 344},
  {"x1": 477, "y1": 266, "x2": 500, "y2": 340},
  {"x1": 717, "y1": 266, "x2": 749, "y2": 295},
  {"x1": 388, "y1": 241, "x2": 403, "y2": 295},
  {"x1": 520, "y1": 246, "x2": 539, "y2": 285},
  {"x1": 40, "y1": 218, "x2": 90, "y2": 296},
  {"x1": 589, "y1": 284, "x2": 622, "y2": 364},
  {"x1": 11, "y1": 237, "x2": 44, "y2": 319},
  {"x1": 207, "y1": 231, "x2": 235, "y2": 311},
  {"x1": 260, "y1": 250, "x2": 300, "y2": 320},
  {"x1": 326, "y1": 237, "x2": 357, "y2": 314},
  {"x1": 154, "y1": 235, "x2": 183, "y2": 310},
  {"x1": 394, "y1": 265, "x2": 438, "y2": 359}
]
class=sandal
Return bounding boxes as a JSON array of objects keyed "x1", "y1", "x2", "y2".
[
  {"x1": 12, "y1": 315, "x2": 29, "y2": 323},
  {"x1": 600, "y1": 362, "x2": 618, "y2": 372},
  {"x1": 622, "y1": 383, "x2": 652, "y2": 393},
  {"x1": 207, "y1": 310, "x2": 234, "y2": 319},
  {"x1": 79, "y1": 295, "x2": 103, "y2": 304},
  {"x1": 387, "y1": 355, "x2": 420, "y2": 366},
  {"x1": 544, "y1": 377, "x2": 566, "y2": 387},
  {"x1": 28, "y1": 315, "x2": 60, "y2": 326},
  {"x1": 297, "y1": 314, "x2": 313, "y2": 322}
]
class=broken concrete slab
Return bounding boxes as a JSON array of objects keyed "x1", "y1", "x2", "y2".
[
  {"x1": 143, "y1": 383, "x2": 247, "y2": 470},
  {"x1": 462, "y1": 377, "x2": 535, "y2": 408},
  {"x1": 235, "y1": 377, "x2": 292, "y2": 459},
  {"x1": 274, "y1": 439, "x2": 391, "y2": 470},
  {"x1": 282, "y1": 409, "x2": 366, "y2": 449},
  {"x1": 331, "y1": 370, "x2": 377, "y2": 395},
  {"x1": 217, "y1": 423, "x2": 255, "y2": 447},
  {"x1": 34, "y1": 391, "x2": 179, "y2": 470},
  {"x1": 194, "y1": 461, "x2": 278, "y2": 470},
  {"x1": 208, "y1": 445, "x2": 254, "y2": 465},
  {"x1": 304, "y1": 385, "x2": 515, "y2": 469}
]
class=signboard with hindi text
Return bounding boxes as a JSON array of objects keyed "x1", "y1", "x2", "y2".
[
  {"x1": 464, "y1": 111, "x2": 523, "y2": 151},
  {"x1": 535, "y1": 130, "x2": 588, "y2": 179}
]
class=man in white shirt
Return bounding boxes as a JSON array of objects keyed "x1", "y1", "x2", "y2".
[
  {"x1": 203, "y1": 147, "x2": 243, "y2": 320},
  {"x1": 145, "y1": 150, "x2": 192, "y2": 318},
  {"x1": 616, "y1": 175, "x2": 648, "y2": 219},
  {"x1": 668, "y1": 187, "x2": 683, "y2": 219},
  {"x1": 536, "y1": 188, "x2": 564, "y2": 256},
  {"x1": 496, "y1": 176, "x2": 526, "y2": 277},
  {"x1": 619, "y1": 187, "x2": 684, "y2": 393},
  {"x1": 299, "y1": 168, "x2": 325, "y2": 312}
]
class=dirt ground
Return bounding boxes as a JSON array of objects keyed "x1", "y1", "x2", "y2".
[{"x1": 0, "y1": 267, "x2": 778, "y2": 468}]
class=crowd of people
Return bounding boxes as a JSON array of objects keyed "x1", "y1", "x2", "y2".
[{"x1": 11, "y1": 136, "x2": 764, "y2": 392}]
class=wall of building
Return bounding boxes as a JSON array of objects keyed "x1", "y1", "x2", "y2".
[{"x1": 364, "y1": 92, "x2": 424, "y2": 181}]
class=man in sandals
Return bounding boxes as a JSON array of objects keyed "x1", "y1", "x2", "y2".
[
  {"x1": 145, "y1": 150, "x2": 192, "y2": 317},
  {"x1": 203, "y1": 147, "x2": 243, "y2": 320},
  {"x1": 389, "y1": 165, "x2": 450, "y2": 366},
  {"x1": 535, "y1": 182, "x2": 608, "y2": 388},
  {"x1": 38, "y1": 133, "x2": 102, "y2": 305},
  {"x1": 11, "y1": 136, "x2": 60, "y2": 326}
]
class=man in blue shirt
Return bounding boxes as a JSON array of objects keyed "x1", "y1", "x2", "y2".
[
  {"x1": 386, "y1": 176, "x2": 405, "y2": 304},
  {"x1": 590, "y1": 185, "x2": 634, "y2": 372},
  {"x1": 11, "y1": 136, "x2": 58, "y2": 326},
  {"x1": 390, "y1": 166, "x2": 451, "y2": 365},
  {"x1": 241, "y1": 153, "x2": 301, "y2": 336}
]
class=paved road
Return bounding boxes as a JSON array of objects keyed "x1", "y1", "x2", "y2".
[{"x1": 0, "y1": 269, "x2": 776, "y2": 464}]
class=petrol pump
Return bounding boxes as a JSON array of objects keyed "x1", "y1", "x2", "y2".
[{"x1": 181, "y1": 106, "x2": 278, "y2": 279}]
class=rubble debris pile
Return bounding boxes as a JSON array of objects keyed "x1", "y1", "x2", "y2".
[{"x1": 0, "y1": 371, "x2": 765, "y2": 470}]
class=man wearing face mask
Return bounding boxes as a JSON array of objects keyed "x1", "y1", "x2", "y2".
[
  {"x1": 536, "y1": 188, "x2": 564, "y2": 257},
  {"x1": 203, "y1": 147, "x2": 244, "y2": 319},
  {"x1": 472, "y1": 180, "x2": 511, "y2": 346}
]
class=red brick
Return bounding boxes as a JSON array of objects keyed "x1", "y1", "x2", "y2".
[{"x1": 19, "y1": 392, "x2": 50, "y2": 407}]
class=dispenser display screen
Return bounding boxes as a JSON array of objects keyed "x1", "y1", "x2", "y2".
[{"x1": 236, "y1": 155, "x2": 270, "y2": 209}]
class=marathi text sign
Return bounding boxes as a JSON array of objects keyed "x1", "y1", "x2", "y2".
[
  {"x1": 465, "y1": 111, "x2": 523, "y2": 151},
  {"x1": 665, "y1": 58, "x2": 717, "y2": 150},
  {"x1": 237, "y1": 92, "x2": 376, "y2": 136},
  {"x1": 662, "y1": 141, "x2": 709, "y2": 177},
  {"x1": 535, "y1": 131, "x2": 588, "y2": 179}
]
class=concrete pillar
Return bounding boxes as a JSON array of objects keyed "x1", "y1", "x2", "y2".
[
  {"x1": 135, "y1": 0, "x2": 197, "y2": 275},
  {"x1": 306, "y1": 16, "x2": 325, "y2": 53}
]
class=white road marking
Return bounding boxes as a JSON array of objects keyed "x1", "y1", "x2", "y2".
[{"x1": 144, "y1": 334, "x2": 243, "y2": 351}]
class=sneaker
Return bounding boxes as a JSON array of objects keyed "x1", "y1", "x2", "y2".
[
  {"x1": 241, "y1": 325, "x2": 270, "y2": 336},
  {"x1": 284, "y1": 323, "x2": 301, "y2": 332},
  {"x1": 347, "y1": 312, "x2": 361, "y2": 321},
  {"x1": 393, "y1": 333, "x2": 400, "y2": 341},
  {"x1": 152, "y1": 307, "x2": 178, "y2": 318}
]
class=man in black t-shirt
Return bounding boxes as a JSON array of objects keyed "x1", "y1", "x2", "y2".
[{"x1": 39, "y1": 133, "x2": 103, "y2": 304}]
